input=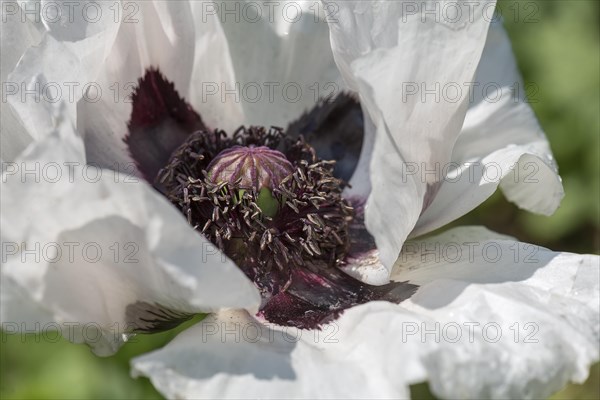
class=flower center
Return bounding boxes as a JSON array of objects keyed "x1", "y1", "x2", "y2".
[
  {"x1": 158, "y1": 127, "x2": 353, "y2": 298},
  {"x1": 124, "y1": 69, "x2": 418, "y2": 330}
]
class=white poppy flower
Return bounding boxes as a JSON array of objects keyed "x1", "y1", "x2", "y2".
[{"x1": 1, "y1": 1, "x2": 598, "y2": 399}]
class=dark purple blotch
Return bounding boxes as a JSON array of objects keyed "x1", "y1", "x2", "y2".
[
  {"x1": 124, "y1": 68, "x2": 207, "y2": 183},
  {"x1": 286, "y1": 93, "x2": 364, "y2": 182},
  {"x1": 259, "y1": 265, "x2": 417, "y2": 329}
]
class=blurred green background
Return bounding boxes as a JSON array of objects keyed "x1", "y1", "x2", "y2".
[
  {"x1": 1, "y1": 0, "x2": 598, "y2": 398},
  {"x1": 456, "y1": 0, "x2": 600, "y2": 257}
]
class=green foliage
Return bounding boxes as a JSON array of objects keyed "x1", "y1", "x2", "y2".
[
  {"x1": 1, "y1": 316, "x2": 205, "y2": 399},
  {"x1": 454, "y1": 0, "x2": 600, "y2": 255}
]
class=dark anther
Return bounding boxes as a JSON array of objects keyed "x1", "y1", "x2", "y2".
[
  {"x1": 156, "y1": 125, "x2": 417, "y2": 329},
  {"x1": 158, "y1": 128, "x2": 353, "y2": 290},
  {"x1": 121, "y1": 69, "x2": 416, "y2": 331}
]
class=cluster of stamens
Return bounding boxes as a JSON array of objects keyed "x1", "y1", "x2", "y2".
[{"x1": 157, "y1": 126, "x2": 353, "y2": 296}]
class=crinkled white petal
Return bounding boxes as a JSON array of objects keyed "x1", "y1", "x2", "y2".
[
  {"x1": 7, "y1": 1, "x2": 240, "y2": 172},
  {"x1": 215, "y1": 0, "x2": 344, "y2": 127},
  {"x1": 187, "y1": 1, "x2": 245, "y2": 132},
  {"x1": 1, "y1": 2, "x2": 41, "y2": 161},
  {"x1": 327, "y1": 0, "x2": 495, "y2": 271},
  {"x1": 1, "y1": 104, "x2": 260, "y2": 356},
  {"x1": 393, "y1": 227, "x2": 599, "y2": 398},
  {"x1": 75, "y1": 0, "x2": 244, "y2": 170},
  {"x1": 342, "y1": 114, "x2": 409, "y2": 286},
  {"x1": 5, "y1": 1, "x2": 120, "y2": 141},
  {"x1": 132, "y1": 309, "x2": 424, "y2": 399},
  {"x1": 0, "y1": 102, "x2": 34, "y2": 163},
  {"x1": 412, "y1": 21, "x2": 563, "y2": 236},
  {"x1": 345, "y1": 119, "x2": 422, "y2": 285},
  {"x1": 132, "y1": 227, "x2": 599, "y2": 399}
]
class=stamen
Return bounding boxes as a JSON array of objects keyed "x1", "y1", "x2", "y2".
[
  {"x1": 158, "y1": 125, "x2": 416, "y2": 329},
  {"x1": 159, "y1": 127, "x2": 353, "y2": 282},
  {"x1": 123, "y1": 68, "x2": 417, "y2": 331}
]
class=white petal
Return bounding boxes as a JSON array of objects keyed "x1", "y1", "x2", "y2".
[
  {"x1": 342, "y1": 115, "x2": 403, "y2": 286},
  {"x1": 1, "y1": 273, "x2": 55, "y2": 328},
  {"x1": 1, "y1": 102, "x2": 34, "y2": 163},
  {"x1": 2, "y1": 1, "x2": 118, "y2": 175},
  {"x1": 348, "y1": 120, "x2": 422, "y2": 283},
  {"x1": 328, "y1": 0, "x2": 495, "y2": 270},
  {"x1": 132, "y1": 309, "x2": 422, "y2": 399},
  {"x1": 4, "y1": 1, "x2": 120, "y2": 164},
  {"x1": 0, "y1": 3, "x2": 41, "y2": 90},
  {"x1": 393, "y1": 226, "x2": 599, "y2": 398},
  {"x1": 76, "y1": 0, "x2": 244, "y2": 170},
  {"x1": 412, "y1": 21, "x2": 563, "y2": 236},
  {"x1": 133, "y1": 227, "x2": 599, "y2": 399},
  {"x1": 215, "y1": 0, "x2": 344, "y2": 127},
  {"x1": 1, "y1": 104, "x2": 260, "y2": 355},
  {"x1": 187, "y1": 1, "x2": 245, "y2": 132},
  {"x1": 1, "y1": 3, "x2": 42, "y2": 161}
]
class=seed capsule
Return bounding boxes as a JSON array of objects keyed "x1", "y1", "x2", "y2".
[{"x1": 207, "y1": 145, "x2": 293, "y2": 191}]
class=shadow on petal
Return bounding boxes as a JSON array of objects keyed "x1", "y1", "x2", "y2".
[
  {"x1": 134, "y1": 311, "x2": 297, "y2": 385},
  {"x1": 394, "y1": 226, "x2": 560, "y2": 310}
]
